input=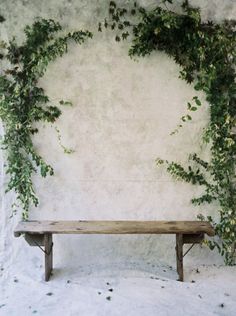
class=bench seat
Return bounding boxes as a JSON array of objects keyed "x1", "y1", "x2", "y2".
[
  {"x1": 14, "y1": 220, "x2": 215, "y2": 282},
  {"x1": 14, "y1": 220, "x2": 215, "y2": 236}
]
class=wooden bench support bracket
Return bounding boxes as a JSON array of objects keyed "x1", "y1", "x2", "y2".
[
  {"x1": 183, "y1": 243, "x2": 195, "y2": 258},
  {"x1": 44, "y1": 233, "x2": 53, "y2": 282},
  {"x1": 24, "y1": 233, "x2": 44, "y2": 247},
  {"x1": 183, "y1": 233, "x2": 204, "y2": 244}
]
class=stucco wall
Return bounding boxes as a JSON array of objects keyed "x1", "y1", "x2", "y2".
[{"x1": 1, "y1": 0, "x2": 235, "y2": 272}]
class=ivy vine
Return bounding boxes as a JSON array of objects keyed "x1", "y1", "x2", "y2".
[
  {"x1": 100, "y1": 0, "x2": 236, "y2": 265},
  {"x1": 0, "y1": 18, "x2": 92, "y2": 220}
]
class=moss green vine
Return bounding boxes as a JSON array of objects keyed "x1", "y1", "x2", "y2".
[
  {"x1": 0, "y1": 18, "x2": 92, "y2": 220},
  {"x1": 100, "y1": 0, "x2": 236, "y2": 264}
]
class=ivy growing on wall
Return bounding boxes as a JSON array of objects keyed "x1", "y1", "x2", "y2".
[
  {"x1": 0, "y1": 18, "x2": 92, "y2": 220},
  {"x1": 100, "y1": 0, "x2": 236, "y2": 265}
]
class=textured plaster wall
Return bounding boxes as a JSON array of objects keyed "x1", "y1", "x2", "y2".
[{"x1": 1, "y1": 0, "x2": 236, "y2": 271}]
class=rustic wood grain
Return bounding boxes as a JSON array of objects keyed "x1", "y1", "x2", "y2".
[{"x1": 14, "y1": 220, "x2": 215, "y2": 236}]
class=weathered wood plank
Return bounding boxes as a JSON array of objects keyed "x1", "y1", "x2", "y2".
[
  {"x1": 44, "y1": 234, "x2": 53, "y2": 282},
  {"x1": 14, "y1": 220, "x2": 215, "y2": 236}
]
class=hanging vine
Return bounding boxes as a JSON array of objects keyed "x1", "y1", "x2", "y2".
[
  {"x1": 0, "y1": 18, "x2": 92, "y2": 220},
  {"x1": 100, "y1": 0, "x2": 236, "y2": 265}
]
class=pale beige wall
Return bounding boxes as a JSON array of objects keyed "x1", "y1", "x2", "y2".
[{"x1": 1, "y1": 0, "x2": 235, "y2": 268}]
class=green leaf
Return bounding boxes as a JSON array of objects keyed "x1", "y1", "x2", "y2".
[
  {"x1": 115, "y1": 35, "x2": 120, "y2": 42},
  {"x1": 59, "y1": 100, "x2": 73, "y2": 106},
  {"x1": 193, "y1": 96, "x2": 201, "y2": 106},
  {"x1": 98, "y1": 22, "x2": 102, "y2": 32},
  {"x1": 110, "y1": 1, "x2": 116, "y2": 8},
  {"x1": 186, "y1": 115, "x2": 192, "y2": 120}
]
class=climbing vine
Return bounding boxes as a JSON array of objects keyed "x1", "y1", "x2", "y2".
[
  {"x1": 0, "y1": 18, "x2": 92, "y2": 220},
  {"x1": 100, "y1": 0, "x2": 236, "y2": 264}
]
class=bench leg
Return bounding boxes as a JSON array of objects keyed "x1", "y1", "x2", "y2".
[
  {"x1": 176, "y1": 233, "x2": 184, "y2": 282},
  {"x1": 44, "y1": 234, "x2": 53, "y2": 281}
]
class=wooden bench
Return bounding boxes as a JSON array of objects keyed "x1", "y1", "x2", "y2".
[{"x1": 14, "y1": 220, "x2": 214, "y2": 282}]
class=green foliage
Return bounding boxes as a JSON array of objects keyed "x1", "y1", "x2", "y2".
[
  {"x1": 102, "y1": 0, "x2": 236, "y2": 264},
  {"x1": 0, "y1": 18, "x2": 92, "y2": 220}
]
